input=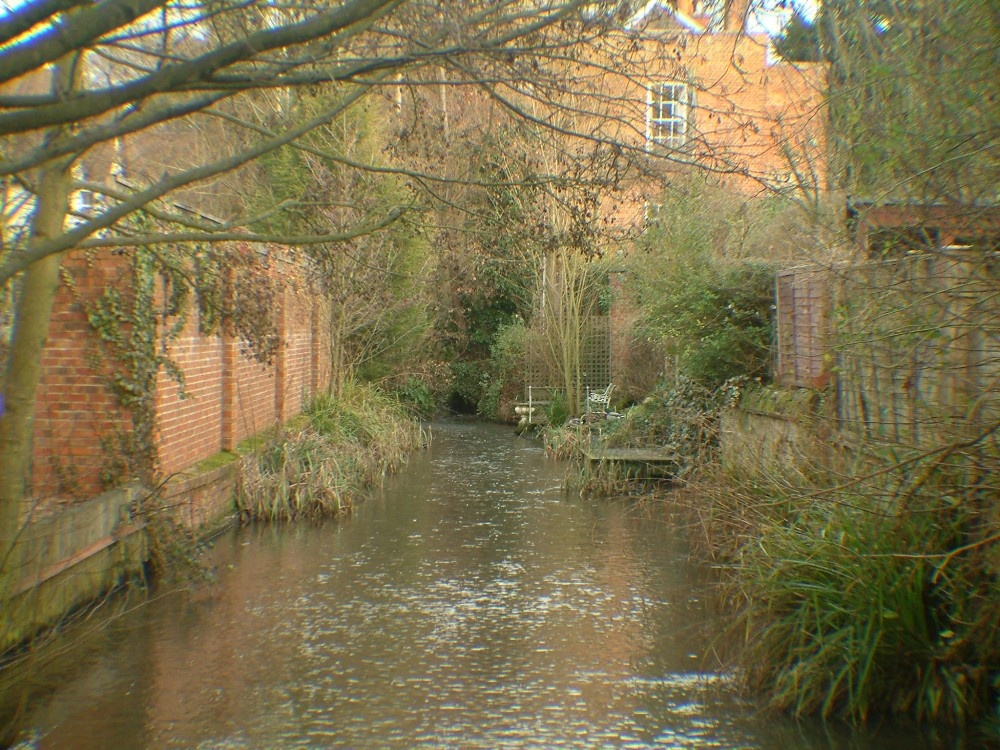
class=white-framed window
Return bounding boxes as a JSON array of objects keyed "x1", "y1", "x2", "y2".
[
  {"x1": 643, "y1": 201, "x2": 664, "y2": 231},
  {"x1": 647, "y1": 82, "x2": 691, "y2": 149}
]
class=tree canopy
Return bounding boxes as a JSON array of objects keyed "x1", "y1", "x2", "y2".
[{"x1": 0, "y1": 0, "x2": 644, "y2": 284}]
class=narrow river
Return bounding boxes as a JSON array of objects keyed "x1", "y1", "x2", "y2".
[{"x1": 2, "y1": 422, "x2": 946, "y2": 748}]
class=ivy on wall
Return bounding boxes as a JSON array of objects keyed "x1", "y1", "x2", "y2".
[
  {"x1": 192, "y1": 242, "x2": 280, "y2": 365},
  {"x1": 86, "y1": 245, "x2": 189, "y2": 487},
  {"x1": 84, "y1": 234, "x2": 281, "y2": 488}
]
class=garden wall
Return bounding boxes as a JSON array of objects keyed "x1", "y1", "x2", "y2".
[
  {"x1": 773, "y1": 252, "x2": 999, "y2": 452},
  {"x1": 30, "y1": 246, "x2": 333, "y2": 499},
  {"x1": 720, "y1": 387, "x2": 831, "y2": 480},
  {"x1": 3, "y1": 460, "x2": 242, "y2": 654}
]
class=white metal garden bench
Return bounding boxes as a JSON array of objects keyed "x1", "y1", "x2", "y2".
[{"x1": 586, "y1": 383, "x2": 614, "y2": 414}]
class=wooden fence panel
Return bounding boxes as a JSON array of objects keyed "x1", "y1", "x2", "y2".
[
  {"x1": 833, "y1": 251, "x2": 999, "y2": 450},
  {"x1": 775, "y1": 267, "x2": 831, "y2": 388},
  {"x1": 773, "y1": 252, "x2": 999, "y2": 453}
]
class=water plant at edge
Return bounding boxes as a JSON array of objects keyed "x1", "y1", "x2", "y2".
[
  {"x1": 238, "y1": 381, "x2": 424, "y2": 521},
  {"x1": 732, "y1": 476, "x2": 998, "y2": 725}
]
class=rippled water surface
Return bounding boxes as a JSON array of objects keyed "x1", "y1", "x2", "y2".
[{"x1": 1, "y1": 422, "x2": 950, "y2": 749}]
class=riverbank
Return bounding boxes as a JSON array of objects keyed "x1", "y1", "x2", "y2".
[
  {"x1": 237, "y1": 381, "x2": 426, "y2": 521},
  {"x1": 543, "y1": 379, "x2": 1000, "y2": 737}
]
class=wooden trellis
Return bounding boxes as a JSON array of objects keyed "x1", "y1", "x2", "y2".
[
  {"x1": 580, "y1": 315, "x2": 612, "y2": 392},
  {"x1": 523, "y1": 315, "x2": 612, "y2": 399}
]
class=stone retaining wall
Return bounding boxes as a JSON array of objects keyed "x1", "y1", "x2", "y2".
[
  {"x1": 3, "y1": 459, "x2": 239, "y2": 654},
  {"x1": 719, "y1": 386, "x2": 829, "y2": 480}
]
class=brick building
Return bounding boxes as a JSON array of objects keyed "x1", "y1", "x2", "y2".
[{"x1": 614, "y1": 0, "x2": 827, "y2": 214}]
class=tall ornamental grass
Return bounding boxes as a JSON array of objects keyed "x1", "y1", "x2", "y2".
[
  {"x1": 733, "y1": 475, "x2": 998, "y2": 725},
  {"x1": 238, "y1": 381, "x2": 424, "y2": 521}
]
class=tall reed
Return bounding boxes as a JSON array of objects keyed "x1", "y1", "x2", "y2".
[
  {"x1": 238, "y1": 381, "x2": 424, "y2": 521},
  {"x1": 728, "y1": 466, "x2": 998, "y2": 725}
]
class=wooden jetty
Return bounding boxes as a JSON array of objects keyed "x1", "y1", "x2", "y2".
[
  {"x1": 581, "y1": 445, "x2": 679, "y2": 477},
  {"x1": 582, "y1": 446, "x2": 676, "y2": 462}
]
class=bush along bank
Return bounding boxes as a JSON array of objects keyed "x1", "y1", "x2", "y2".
[
  {"x1": 238, "y1": 381, "x2": 426, "y2": 521},
  {"x1": 543, "y1": 377, "x2": 742, "y2": 496},
  {"x1": 725, "y1": 456, "x2": 999, "y2": 728},
  {"x1": 547, "y1": 381, "x2": 999, "y2": 731}
]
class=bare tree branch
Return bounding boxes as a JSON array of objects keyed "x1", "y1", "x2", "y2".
[
  {"x1": 0, "y1": 0, "x2": 403, "y2": 135},
  {"x1": 0, "y1": 75, "x2": 382, "y2": 283},
  {"x1": 1, "y1": 91, "x2": 233, "y2": 176},
  {"x1": 0, "y1": 0, "x2": 167, "y2": 83},
  {"x1": 0, "y1": 0, "x2": 88, "y2": 46},
  {"x1": 77, "y1": 205, "x2": 408, "y2": 248}
]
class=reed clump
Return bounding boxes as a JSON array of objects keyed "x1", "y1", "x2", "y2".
[
  {"x1": 238, "y1": 381, "x2": 424, "y2": 521},
  {"x1": 721, "y1": 458, "x2": 999, "y2": 726},
  {"x1": 543, "y1": 421, "x2": 587, "y2": 461}
]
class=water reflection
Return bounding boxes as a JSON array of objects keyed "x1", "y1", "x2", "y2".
[{"x1": 1, "y1": 422, "x2": 957, "y2": 749}]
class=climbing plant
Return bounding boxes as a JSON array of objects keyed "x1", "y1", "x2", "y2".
[
  {"x1": 86, "y1": 244, "x2": 188, "y2": 487},
  {"x1": 191, "y1": 241, "x2": 280, "y2": 365},
  {"x1": 84, "y1": 211, "x2": 281, "y2": 487}
]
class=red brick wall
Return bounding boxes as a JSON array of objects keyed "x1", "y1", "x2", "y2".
[
  {"x1": 233, "y1": 353, "x2": 276, "y2": 445},
  {"x1": 280, "y1": 284, "x2": 316, "y2": 420},
  {"x1": 312, "y1": 297, "x2": 333, "y2": 400},
  {"x1": 30, "y1": 253, "x2": 129, "y2": 497},
  {"x1": 674, "y1": 33, "x2": 826, "y2": 190},
  {"x1": 155, "y1": 312, "x2": 226, "y2": 476},
  {"x1": 30, "y1": 247, "x2": 332, "y2": 501}
]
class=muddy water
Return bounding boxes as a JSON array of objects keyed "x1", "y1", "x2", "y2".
[{"x1": 1, "y1": 422, "x2": 947, "y2": 748}]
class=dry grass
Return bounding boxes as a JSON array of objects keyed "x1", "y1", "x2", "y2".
[{"x1": 237, "y1": 381, "x2": 425, "y2": 522}]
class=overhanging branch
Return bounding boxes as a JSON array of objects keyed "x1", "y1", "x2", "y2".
[
  {"x1": 0, "y1": 75, "x2": 384, "y2": 284},
  {"x1": 76, "y1": 205, "x2": 409, "y2": 249}
]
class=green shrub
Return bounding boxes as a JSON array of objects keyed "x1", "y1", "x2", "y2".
[
  {"x1": 394, "y1": 377, "x2": 435, "y2": 418},
  {"x1": 598, "y1": 377, "x2": 739, "y2": 474},
  {"x1": 632, "y1": 254, "x2": 774, "y2": 388},
  {"x1": 735, "y1": 480, "x2": 999, "y2": 724},
  {"x1": 627, "y1": 179, "x2": 781, "y2": 388},
  {"x1": 544, "y1": 389, "x2": 569, "y2": 427},
  {"x1": 477, "y1": 321, "x2": 528, "y2": 421}
]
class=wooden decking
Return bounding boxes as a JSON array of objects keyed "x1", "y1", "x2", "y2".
[
  {"x1": 581, "y1": 446, "x2": 678, "y2": 464},
  {"x1": 581, "y1": 445, "x2": 679, "y2": 478}
]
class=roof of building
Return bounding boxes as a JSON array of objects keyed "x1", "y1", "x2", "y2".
[{"x1": 625, "y1": 1, "x2": 707, "y2": 34}]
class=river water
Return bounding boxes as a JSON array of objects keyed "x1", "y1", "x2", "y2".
[{"x1": 1, "y1": 422, "x2": 957, "y2": 749}]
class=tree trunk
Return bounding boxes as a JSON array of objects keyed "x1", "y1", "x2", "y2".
[
  {"x1": 0, "y1": 54, "x2": 79, "y2": 587},
  {"x1": 0, "y1": 169, "x2": 73, "y2": 580}
]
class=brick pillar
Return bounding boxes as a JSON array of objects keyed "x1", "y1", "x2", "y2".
[
  {"x1": 310, "y1": 298, "x2": 320, "y2": 399},
  {"x1": 220, "y1": 334, "x2": 237, "y2": 451},
  {"x1": 220, "y1": 264, "x2": 238, "y2": 451},
  {"x1": 274, "y1": 287, "x2": 287, "y2": 423}
]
